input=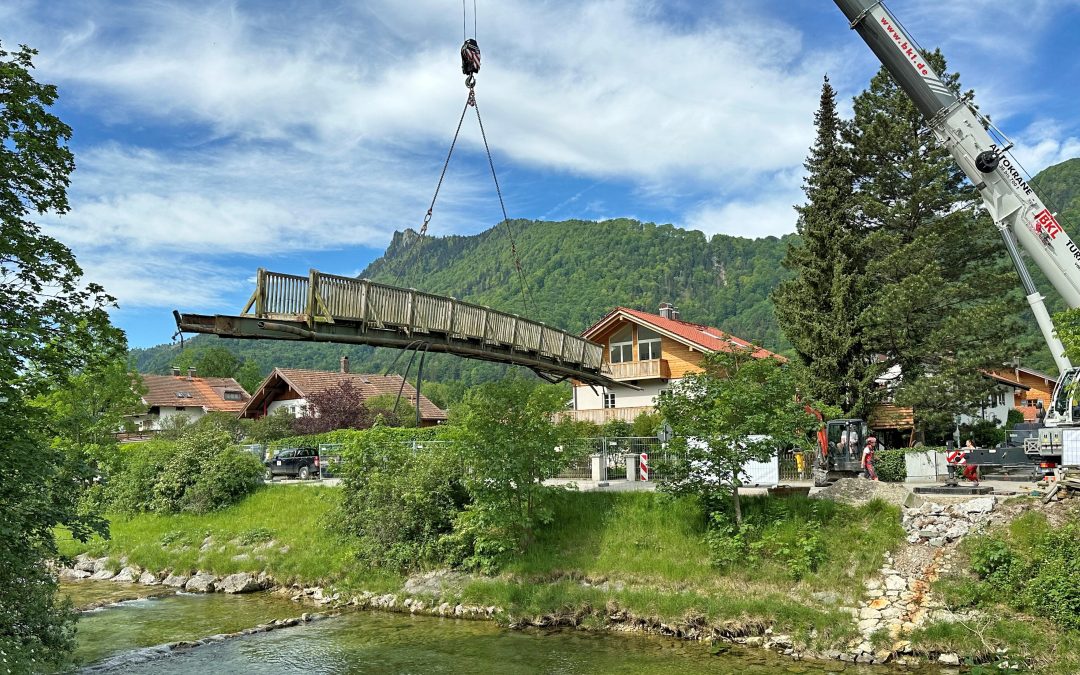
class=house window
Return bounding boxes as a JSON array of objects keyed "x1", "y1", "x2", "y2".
[
  {"x1": 175, "y1": 406, "x2": 186, "y2": 411},
  {"x1": 609, "y1": 325, "x2": 633, "y2": 364},
  {"x1": 223, "y1": 390, "x2": 243, "y2": 401},
  {"x1": 638, "y1": 327, "x2": 662, "y2": 361},
  {"x1": 1026, "y1": 398, "x2": 1038, "y2": 407},
  {"x1": 989, "y1": 392, "x2": 1005, "y2": 407},
  {"x1": 603, "y1": 393, "x2": 616, "y2": 409}
]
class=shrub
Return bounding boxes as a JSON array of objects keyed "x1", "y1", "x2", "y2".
[
  {"x1": 874, "y1": 449, "x2": 907, "y2": 482},
  {"x1": 107, "y1": 418, "x2": 264, "y2": 514},
  {"x1": 181, "y1": 448, "x2": 265, "y2": 514},
  {"x1": 335, "y1": 424, "x2": 467, "y2": 571}
]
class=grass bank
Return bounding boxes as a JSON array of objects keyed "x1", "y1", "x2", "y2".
[
  {"x1": 57, "y1": 485, "x2": 401, "y2": 592},
  {"x1": 60, "y1": 485, "x2": 902, "y2": 652}
]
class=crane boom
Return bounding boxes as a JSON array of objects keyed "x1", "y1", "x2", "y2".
[{"x1": 833, "y1": 0, "x2": 1075, "y2": 375}]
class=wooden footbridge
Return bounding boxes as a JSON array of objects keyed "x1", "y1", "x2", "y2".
[{"x1": 173, "y1": 268, "x2": 626, "y2": 389}]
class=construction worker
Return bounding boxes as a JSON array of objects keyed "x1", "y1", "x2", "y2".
[{"x1": 861, "y1": 436, "x2": 879, "y2": 481}]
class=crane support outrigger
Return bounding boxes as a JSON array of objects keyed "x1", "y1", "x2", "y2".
[{"x1": 832, "y1": 0, "x2": 1080, "y2": 467}]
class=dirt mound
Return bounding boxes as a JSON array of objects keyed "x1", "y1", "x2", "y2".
[{"x1": 812, "y1": 477, "x2": 912, "y2": 507}]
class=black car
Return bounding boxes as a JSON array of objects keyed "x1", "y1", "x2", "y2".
[{"x1": 264, "y1": 447, "x2": 320, "y2": 480}]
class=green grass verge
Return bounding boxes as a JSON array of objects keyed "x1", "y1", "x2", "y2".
[{"x1": 56, "y1": 485, "x2": 401, "y2": 592}]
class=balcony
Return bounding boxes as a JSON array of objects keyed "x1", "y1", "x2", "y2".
[
  {"x1": 558, "y1": 405, "x2": 656, "y2": 425},
  {"x1": 604, "y1": 359, "x2": 668, "y2": 381}
]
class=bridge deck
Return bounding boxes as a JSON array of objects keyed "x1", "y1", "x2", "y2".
[{"x1": 174, "y1": 268, "x2": 626, "y2": 389}]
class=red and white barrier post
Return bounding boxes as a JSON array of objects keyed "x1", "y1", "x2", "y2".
[{"x1": 640, "y1": 452, "x2": 649, "y2": 481}]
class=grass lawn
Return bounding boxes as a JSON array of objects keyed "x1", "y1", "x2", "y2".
[{"x1": 56, "y1": 485, "x2": 401, "y2": 592}]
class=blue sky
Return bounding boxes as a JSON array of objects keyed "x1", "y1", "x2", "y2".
[{"x1": 4, "y1": 0, "x2": 1079, "y2": 348}]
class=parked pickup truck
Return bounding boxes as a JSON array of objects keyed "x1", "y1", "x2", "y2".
[{"x1": 264, "y1": 447, "x2": 320, "y2": 480}]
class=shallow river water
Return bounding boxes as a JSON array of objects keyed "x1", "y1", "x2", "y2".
[{"x1": 62, "y1": 583, "x2": 937, "y2": 674}]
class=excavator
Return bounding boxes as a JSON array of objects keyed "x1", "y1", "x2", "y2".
[{"x1": 811, "y1": 0, "x2": 1080, "y2": 484}]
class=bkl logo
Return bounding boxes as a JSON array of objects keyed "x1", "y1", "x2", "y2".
[{"x1": 1034, "y1": 209, "x2": 1063, "y2": 241}]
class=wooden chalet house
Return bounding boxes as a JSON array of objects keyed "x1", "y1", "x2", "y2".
[
  {"x1": 239, "y1": 357, "x2": 448, "y2": 427},
  {"x1": 566, "y1": 303, "x2": 779, "y2": 425}
]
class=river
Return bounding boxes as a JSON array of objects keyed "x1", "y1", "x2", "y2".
[{"x1": 62, "y1": 583, "x2": 931, "y2": 674}]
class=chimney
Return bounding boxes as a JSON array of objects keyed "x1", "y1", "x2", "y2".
[
  {"x1": 187, "y1": 366, "x2": 197, "y2": 379},
  {"x1": 659, "y1": 302, "x2": 674, "y2": 320},
  {"x1": 171, "y1": 366, "x2": 180, "y2": 376},
  {"x1": 340, "y1": 355, "x2": 350, "y2": 374},
  {"x1": 671, "y1": 305, "x2": 681, "y2": 321}
]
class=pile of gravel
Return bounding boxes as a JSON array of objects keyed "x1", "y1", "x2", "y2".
[{"x1": 812, "y1": 477, "x2": 912, "y2": 507}]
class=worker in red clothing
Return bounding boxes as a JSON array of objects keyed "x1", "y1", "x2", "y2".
[{"x1": 861, "y1": 436, "x2": 879, "y2": 481}]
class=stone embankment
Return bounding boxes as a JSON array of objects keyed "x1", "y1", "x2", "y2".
[{"x1": 837, "y1": 491, "x2": 1001, "y2": 666}]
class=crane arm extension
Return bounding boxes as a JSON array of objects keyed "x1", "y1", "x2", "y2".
[{"x1": 834, "y1": 0, "x2": 1075, "y2": 373}]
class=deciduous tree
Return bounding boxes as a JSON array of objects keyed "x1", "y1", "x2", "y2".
[
  {"x1": 292, "y1": 381, "x2": 373, "y2": 434},
  {"x1": 655, "y1": 350, "x2": 815, "y2": 524},
  {"x1": 0, "y1": 43, "x2": 122, "y2": 671},
  {"x1": 444, "y1": 380, "x2": 572, "y2": 560}
]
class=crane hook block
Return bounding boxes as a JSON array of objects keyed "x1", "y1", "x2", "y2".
[{"x1": 461, "y1": 39, "x2": 481, "y2": 77}]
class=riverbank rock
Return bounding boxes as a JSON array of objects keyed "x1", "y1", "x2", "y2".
[
  {"x1": 139, "y1": 571, "x2": 160, "y2": 585},
  {"x1": 162, "y1": 573, "x2": 189, "y2": 588},
  {"x1": 185, "y1": 573, "x2": 217, "y2": 593},
  {"x1": 60, "y1": 568, "x2": 92, "y2": 581},
  {"x1": 112, "y1": 566, "x2": 141, "y2": 583},
  {"x1": 402, "y1": 569, "x2": 468, "y2": 597},
  {"x1": 220, "y1": 573, "x2": 263, "y2": 594},
  {"x1": 90, "y1": 568, "x2": 116, "y2": 581}
]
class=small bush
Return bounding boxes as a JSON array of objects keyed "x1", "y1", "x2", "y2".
[
  {"x1": 182, "y1": 448, "x2": 265, "y2": 514},
  {"x1": 874, "y1": 449, "x2": 907, "y2": 482},
  {"x1": 106, "y1": 418, "x2": 264, "y2": 514},
  {"x1": 335, "y1": 424, "x2": 467, "y2": 571}
]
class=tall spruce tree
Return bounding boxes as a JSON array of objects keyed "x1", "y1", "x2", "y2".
[
  {"x1": 773, "y1": 77, "x2": 878, "y2": 416},
  {"x1": 845, "y1": 52, "x2": 1020, "y2": 440}
]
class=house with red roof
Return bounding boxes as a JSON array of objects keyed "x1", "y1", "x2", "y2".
[
  {"x1": 239, "y1": 357, "x2": 448, "y2": 427},
  {"x1": 128, "y1": 367, "x2": 251, "y2": 433},
  {"x1": 566, "y1": 303, "x2": 781, "y2": 425}
]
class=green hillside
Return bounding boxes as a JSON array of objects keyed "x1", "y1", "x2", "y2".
[{"x1": 131, "y1": 157, "x2": 1080, "y2": 388}]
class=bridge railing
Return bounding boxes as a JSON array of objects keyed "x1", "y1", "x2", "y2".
[{"x1": 243, "y1": 268, "x2": 603, "y2": 371}]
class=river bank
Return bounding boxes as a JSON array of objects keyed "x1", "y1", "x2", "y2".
[{"x1": 56, "y1": 483, "x2": 1080, "y2": 672}]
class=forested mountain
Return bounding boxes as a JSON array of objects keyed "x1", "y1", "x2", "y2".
[{"x1": 130, "y1": 158, "x2": 1080, "y2": 391}]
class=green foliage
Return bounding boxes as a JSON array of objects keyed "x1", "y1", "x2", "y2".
[
  {"x1": 847, "y1": 54, "x2": 1021, "y2": 434},
  {"x1": 959, "y1": 418, "x2": 1005, "y2": 448},
  {"x1": 335, "y1": 424, "x2": 466, "y2": 571},
  {"x1": 107, "y1": 417, "x2": 264, "y2": 514},
  {"x1": 364, "y1": 393, "x2": 417, "y2": 428},
  {"x1": 701, "y1": 496, "x2": 899, "y2": 586},
  {"x1": 244, "y1": 408, "x2": 297, "y2": 445},
  {"x1": 630, "y1": 410, "x2": 662, "y2": 437},
  {"x1": 873, "y1": 449, "x2": 907, "y2": 482},
  {"x1": 1005, "y1": 408, "x2": 1025, "y2": 430},
  {"x1": 0, "y1": 42, "x2": 122, "y2": 672},
  {"x1": 959, "y1": 512, "x2": 1080, "y2": 632},
  {"x1": 773, "y1": 77, "x2": 879, "y2": 418},
  {"x1": 236, "y1": 527, "x2": 274, "y2": 546},
  {"x1": 443, "y1": 380, "x2": 575, "y2": 566},
  {"x1": 656, "y1": 349, "x2": 816, "y2": 523}
]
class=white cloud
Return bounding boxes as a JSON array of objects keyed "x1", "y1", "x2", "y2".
[
  {"x1": 683, "y1": 170, "x2": 802, "y2": 239},
  {"x1": 1011, "y1": 119, "x2": 1080, "y2": 175}
]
